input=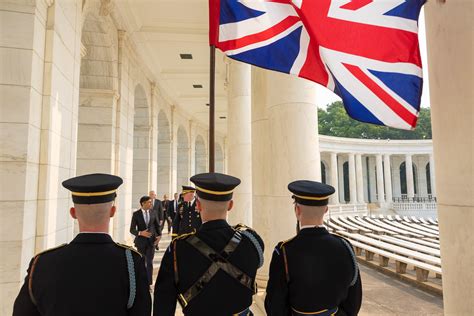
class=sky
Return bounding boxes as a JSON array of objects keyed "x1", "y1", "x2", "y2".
[{"x1": 315, "y1": 10, "x2": 431, "y2": 109}]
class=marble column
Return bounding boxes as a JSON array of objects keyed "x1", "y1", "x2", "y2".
[
  {"x1": 338, "y1": 156, "x2": 346, "y2": 203},
  {"x1": 149, "y1": 83, "x2": 158, "y2": 192},
  {"x1": 330, "y1": 152, "x2": 339, "y2": 204},
  {"x1": 405, "y1": 154, "x2": 415, "y2": 198},
  {"x1": 348, "y1": 153, "x2": 357, "y2": 204},
  {"x1": 368, "y1": 157, "x2": 377, "y2": 202},
  {"x1": 391, "y1": 158, "x2": 402, "y2": 198},
  {"x1": 383, "y1": 154, "x2": 393, "y2": 203},
  {"x1": 429, "y1": 154, "x2": 436, "y2": 197},
  {"x1": 425, "y1": 2, "x2": 473, "y2": 314},
  {"x1": 252, "y1": 69, "x2": 320, "y2": 283},
  {"x1": 376, "y1": 155, "x2": 385, "y2": 203},
  {"x1": 355, "y1": 154, "x2": 364, "y2": 203},
  {"x1": 0, "y1": 1, "x2": 82, "y2": 314},
  {"x1": 170, "y1": 107, "x2": 178, "y2": 193},
  {"x1": 189, "y1": 120, "x2": 196, "y2": 177},
  {"x1": 227, "y1": 61, "x2": 252, "y2": 226}
]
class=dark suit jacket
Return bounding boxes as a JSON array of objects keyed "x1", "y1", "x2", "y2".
[
  {"x1": 151, "y1": 199, "x2": 164, "y2": 222},
  {"x1": 167, "y1": 199, "x2": 179, "y2": 220},
  {"x1": 130, "y1": 209, "x2": 161, "y2": 249},
  {"x1": 13, "y1": 233, "x2": 151, "y2": 316},
  {"x1": 154, "y1": 220, "x2": 264, "y2": 316}
]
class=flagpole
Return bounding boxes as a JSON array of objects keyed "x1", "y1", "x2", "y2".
[{"x1": 209, "y1": 44, "x2": 216, "y2": 172}]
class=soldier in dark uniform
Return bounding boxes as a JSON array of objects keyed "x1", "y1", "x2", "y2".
[
  {"x1": 12, "y1": 173, "x2": 151, "y2": 316},
  {"x1": 154, "y1": 173, "x2": 265, "y2": 315},
  {"x1": 265, "y1": 180, "x2": 362, "y2": 316},
  {"x1": 171, "y1": 186, "x2": 202, "y2": 237}
]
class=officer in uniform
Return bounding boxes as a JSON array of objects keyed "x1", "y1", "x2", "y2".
[
  {"x1": 172, "y1": 186, "x2": 202, "y2": 237},
  {"x1": 154, "y1": 173, "x2": 265, "y2": 315},
  {"x1": 13, "y1": 173, "x2": 151, "y2": 316},
  {"x1": 265, "y1": 180, "x2": 362, "y2": 316}
]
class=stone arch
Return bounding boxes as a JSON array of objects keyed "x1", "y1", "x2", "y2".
[
  {"x1": 215, "y1": 143, "x2": 225, "y2": 173},
  {"x1": 76, "y1": 12, "x2": 118, "y2": 176},
  {"x1": 195, "y1": 135, "x2": 207, "y2": 175},
  {"x1": 157, "y1": 110, "x2": 171, "y2": 199},
  {"x1": 426, "y1": 162, "x2": 432, "y2": 195},
  {"x1": 132, "y1": 84, "x2": 151, "y2": 205},
  {"x1": 177, "y1": 126, "x2": 190, "y2": 189},
  {"x1": 399, "y1": 162, "x2": 418, "y2": 196},
  {"x1": 80, "y1": 12, "x2": 117, "y2": 90}
]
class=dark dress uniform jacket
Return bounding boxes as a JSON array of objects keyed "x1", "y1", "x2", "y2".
[
  {"x1": 12, "y1": 233, "x2": 151, "y2": 316},
  {"x1": 154, "y1": 220, "x2": 264, "y2": 316},
  {"x1": 265, "y1": 227, "x2": 362, "y2": 316},
  {"x1": 172, "y1": 200, "x2": 202, "y2": 235}
]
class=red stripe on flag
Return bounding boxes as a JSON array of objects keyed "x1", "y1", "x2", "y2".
[
  {"x1": 343, "y1": 63, "x2": 418, "y2": 127},
  {"x1": 217, "y1": 16, "x2": 301, "y2": 52},
  {"x1": 209, "y1": 0, "x2": 221, "y2": 45},
  {"x1": 340, "y1": 0, "x2": 373, "y2": 10}
]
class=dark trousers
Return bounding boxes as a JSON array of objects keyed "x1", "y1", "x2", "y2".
[
  {"x1": 137, "y1": 243, "x2": 155, "y2": 285},
  {"x1": 164, "y1": 217, "x2": 172, "y2": 233}
]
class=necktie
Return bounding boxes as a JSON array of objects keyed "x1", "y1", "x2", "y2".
[{"x1": 145, "y1": 210, "x2": 149, "y2": 226}]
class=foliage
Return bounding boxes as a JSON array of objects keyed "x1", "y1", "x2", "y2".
[{"x1": 318, "y1": 101, "x2": 432, "y2": 139}]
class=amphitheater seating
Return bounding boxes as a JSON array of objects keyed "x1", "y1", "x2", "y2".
[{"x1": 325, "y1": 214, "x2": 442, "y2": 284}]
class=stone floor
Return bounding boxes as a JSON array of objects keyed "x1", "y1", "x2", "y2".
[{"x1": 151, "y1": 232, "x2": 443, "y2": 315}]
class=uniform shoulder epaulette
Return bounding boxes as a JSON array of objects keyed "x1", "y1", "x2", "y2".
[
  {"x1": 116, "y1": 243, "x2": 142, "y2": 257},
  {"x1": 34, "y1": 243, "x2": 67, "y2": 257},
  {"x1": 173, "y1": 231, "x2": 196, "y2": 243},
  {"x1": 233, "y1": 223, "x2": 253, "y2": 231},
  {"x1": 278, "y1": 235, "x2": 297, "y2": 249}
]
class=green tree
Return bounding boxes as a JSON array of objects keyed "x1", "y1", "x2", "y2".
[{"x1": 318, "y1": 101, "x2": 432, "y2": 139}]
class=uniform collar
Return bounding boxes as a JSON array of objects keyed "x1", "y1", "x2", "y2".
[
  {"x1": 71, "y1": 232, "x2": 115, "y2": 244},
  {"x1": 298, "y1": 226, "x2": 329, "y2": 235},
  {"x1": 199, "y1": 219, "x2": 229, "y2": 231}
]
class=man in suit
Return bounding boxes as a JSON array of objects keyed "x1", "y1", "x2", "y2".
[
  {"x1": 149, "y1": 190, "x2": 164, "y2": 231},
  {"x1": 161, "y1": 194, "x2": 174, "y2": 234},
  {"x1": 154, "y1": 173, "x2": 265, "y2": 315},
  {"x1": 172, "y1": 186, "x2": 202, "y2": 237},
  {"x1": 13, "y1": 173, "x2": 151, "y2": 316},
  {"x1": 130, "y1": 195, "x2": 162, "y2": 287},
  {"x1": 265, "y1": 180, "x2": 362, "y2": 316},
  {"x1": 167, "y1": 193, "x2": 179, "y2": 224}
]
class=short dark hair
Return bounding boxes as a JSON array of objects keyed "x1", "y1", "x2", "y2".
[{"x1": 140, "y1": 195, "x2": 151, "y2": 206}]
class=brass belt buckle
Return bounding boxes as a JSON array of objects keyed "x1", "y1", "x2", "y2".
[{"x1": 178, "y1": 293, "x2": 188, "y2": 308}]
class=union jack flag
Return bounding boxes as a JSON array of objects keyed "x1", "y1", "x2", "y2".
[{"x1": 209, "y1": 0, "x2": 426, "y2": 129}]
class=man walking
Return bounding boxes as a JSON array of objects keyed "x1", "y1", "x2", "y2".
[
  {"x1": 130, "y1": 195, "x2": 162, "y2": 288},
  {"x1": 149, "y1": 190, "x2": 164, "y2": 232},
  {"x1": 162, "y1": 194, "x2": 172, "y2": 234},
  {"x1": 265, "y1": 180, "x2": 362, "y2": 316},
  {"x1": 13, "y1": 173, "x2": 151, "y2": 316}
]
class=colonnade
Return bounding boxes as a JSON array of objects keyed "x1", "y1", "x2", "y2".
[{"x1": 320, "y1": 150, "x2": 436, "y2": 206}]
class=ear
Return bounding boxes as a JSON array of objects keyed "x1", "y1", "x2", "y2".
[
  {"x1": 110, "y1": 205, "x2": 116, "y2": 218},
  {"x1": 294, "y1": 204, "x2": 301, "y2": 218},
  {"x1": 195, "y1": 199, "x2": 202, "y2": 212},
  {"x1": 227, "y1": 200, "x2": 234, "y2": 212},
  {"x1": 70, "y1": 207, "x2": 77, "y2": 219},
  {"x1": 324, "y1": 206, "x2": 329, "y2": 214}
]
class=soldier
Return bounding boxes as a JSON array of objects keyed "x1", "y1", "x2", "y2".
[
  {"x1": 265, "y1": 180, "x2": 362, "y2": 316},
  {"x1": 171, "y1": 186, "x2": 202, "y2": 237},
  {"x1": 154, "y1": 173, "x2": 265, "y2": 315},
  {"x1": 13, "y1": 173, "x2": 151, "y2": 316}
]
